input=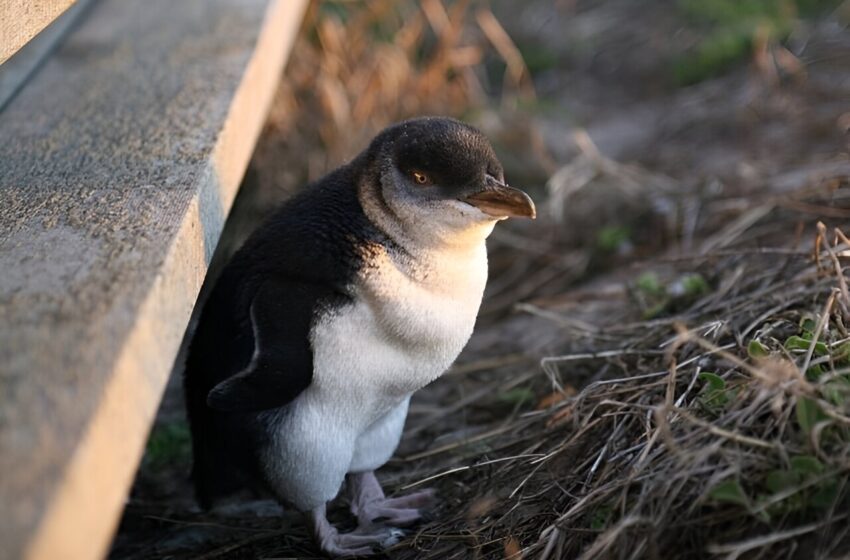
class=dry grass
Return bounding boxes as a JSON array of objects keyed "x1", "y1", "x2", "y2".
[
  {"x1": 375, "y1": 152, "x2": 850, "y2": 559},
  {"x1": 252, "y1": 0, "x2": 532, "y2": 186}
]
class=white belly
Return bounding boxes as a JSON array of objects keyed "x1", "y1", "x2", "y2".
[
  {"x1": 310, "y1": 241, "x2": 488, "y2": 419},
  {"x1": 349, "y1": 396, "x2": 411, "y2": 472},
  {"x1": 264, "y1": 241, "x2": 488, "y2": 510}
]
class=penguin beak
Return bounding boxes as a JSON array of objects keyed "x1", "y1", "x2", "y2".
[{"x1": 462, "y1": 176, "x2": 536, "y2": 219}]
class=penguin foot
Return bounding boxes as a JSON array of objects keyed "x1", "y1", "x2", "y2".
[
  {"x1": 310, "y1": 504, "x2": 402, "y2": 557},
  {"x1": 358, "y1": 489, "x2": 436, "y2": 526},
  {"x1": 318, "y1": 526, "x2": 403, "y2": 558},
  {"x1": 348, "y1": 471, "x2": 436, "y2": 527},
  {"x1": 381, "y1": 488, "x2": 437, "y2": 510}
]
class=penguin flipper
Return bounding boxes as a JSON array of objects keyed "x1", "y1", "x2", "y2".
[{"x1": 206, "y1": 278, "x2": 320, "y2": 412}]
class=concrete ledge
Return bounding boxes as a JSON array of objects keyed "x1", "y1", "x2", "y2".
[
  {"x1": 0, "y1": 0, "x2": 77, "y2": 64},
  {"x1": 0, "y1": 0, "x2": 306, "y2": 558},
  {"x1": 0, "y1": 0, "x2": 94, "y2": 111}
]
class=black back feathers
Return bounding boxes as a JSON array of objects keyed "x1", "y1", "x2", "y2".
[{"x1": 183, "y1": 160, "x2": 379, "y2": 505}]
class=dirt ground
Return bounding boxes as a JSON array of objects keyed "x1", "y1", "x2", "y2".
[{"x1": 110, "y1": 1, "x2": 850, "y2": 558}]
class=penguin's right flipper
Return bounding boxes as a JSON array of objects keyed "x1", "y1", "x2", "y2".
[{"x1": 206, "y1": 278, "x2": 323, "y2": 412}]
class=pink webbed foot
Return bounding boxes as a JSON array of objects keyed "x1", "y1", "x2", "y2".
[
  {"x1": 310, "y1": 504, "x2": 403, "y2": 558},
  {"x1": 348, "y1": 471, "x2": 436, "y2": 528}
]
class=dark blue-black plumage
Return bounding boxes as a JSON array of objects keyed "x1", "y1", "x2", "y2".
[
  {"x1": 183, "y1": 116, "x2": 531, "y2": 514},
  {"x1": 184, "y1": 155, "x2": 380, "y2": 505}
]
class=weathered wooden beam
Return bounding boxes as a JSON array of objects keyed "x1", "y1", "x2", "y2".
[
  {"x1": 0, "y1": 0, "x2": 77, "y2": 64},
  {"x1": 0, "y1": 0, "x2": 307, "y2": 559}
]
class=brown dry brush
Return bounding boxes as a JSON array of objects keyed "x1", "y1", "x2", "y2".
[
  {"x1": 388, "y1": 187, "x2": 850, "y2": 559},
  {"x1": 222, "y1": 0, "x2": 540, "y2": 271},
  {"x1": 184, "y1": 176, "x2": 850, "y2": 560},
  {"x1": 255, "y1": 0, "x2": 532, "y2": 188},
  {"x1": 226, "y1": 0, "x2": 534, "y2": 273}
]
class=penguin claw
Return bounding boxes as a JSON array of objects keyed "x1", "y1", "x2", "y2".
[
  {"x1": 381, "y1": 527, "x2": 405, "y2": 547},
  {"x1": 348, "y1": 472, "x2": 437, "y2": 530},
  {"x1": 312, "y1": 504, "x2": 397, "y2": 558},
  {"x1": 319, "y1": 543, "x2": 374, "y2": 558},
  {"x1": 319, "y1": 527, "x2": 403, "y2": 557}
]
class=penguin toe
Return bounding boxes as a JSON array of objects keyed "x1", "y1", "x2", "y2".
[
  {"x1": 321, "y1": 526, "x2": 408, "y2": 557},
  {"x1": 382, "y1": 487, "x2": 437, "y2": 510},
  {"x1": 320, "y1": 531, "x2": 383, "y2": 557},
  {"x1": 369, "y1": 507, "x2": 423, "y2": 527},
  {"x1": 320, "y1": 542, "x2": 374, "y2": 558},
  {"x1": 355, "y1": 488, "x2": 437, "y2": 529}
]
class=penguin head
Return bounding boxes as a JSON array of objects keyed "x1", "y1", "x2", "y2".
[{"x1": 361, "y1": 117, "x2": 535, "y2": 245}]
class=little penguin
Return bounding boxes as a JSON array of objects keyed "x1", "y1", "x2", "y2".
[{"x1": 184, "y1": 116, "x2": 536, "y2": 557}]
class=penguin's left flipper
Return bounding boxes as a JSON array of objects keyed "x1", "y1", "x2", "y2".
[{"x1": 206, "y1": 278, "x2": 324, "y2": 412}]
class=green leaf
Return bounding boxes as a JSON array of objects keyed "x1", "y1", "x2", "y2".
[
  {"x1": 518, "y1": 44, "x2": 560, "y2": 73},
  {"x1": 642, "y1": 301, "x2": 670, "y2": 319},
  {"x1": 699, "y1": 372, "x2": 730, "y2": 409},
  {"x1": 784, "y1": 335, "x2": 827, "y2": 355},
  {"x1": 800, "y1": 318, "x2": 817, "y2": 334},
  {"x1": 748, "y1": 340, "x2": 769, "y2": 358},
  {"x1": 765, "y1": 470, "x2": 800, "y2": 493},
  {"x1": 834, "y1": 342, "x2": 850, "y2": 364},
  {"x1": 811, "y1": 480, "x2": 839, "y2": 509},
  {"x1": 596, "y1": 226, "x2": 631, "y2": 252},
  {"x1": 498, "y1": 387, "x2": 535, "y2": 406},
  {"x1": 789, "y1": 455, "x2": 825, "y2": 477},
  {"x1": 784, "y1": 335, "x2": 807, "y2": 351},
  {"x1": 144, "y1": 420, "x2": 191, "y2": 470},
  {"x1": 681, "y1": 274, "x2": 710, "y2": 297},
  {"x1": 823, "y1": 377, "x2": 850, "y2": 407},
  {"x1": 807, "y1": 363, "x2": 825, "y2": 381},
  {"x1": 796, "y1": 397, "x2": 827, "y2": 434},
  {"x1": 708, "y1": 479, "x2": 750, "y2": 507},
  {"x1": 636, "y1": 272, "x2": 663, "y2": 296},
  {"x1": 699, "y1": 372, "x2": 726, "y2": 390},
  {"x1": 753, "y1": 493, "x2": 773, "y2": 522}
]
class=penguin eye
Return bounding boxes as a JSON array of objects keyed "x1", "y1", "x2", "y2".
[{"x1": 411, "y1": 171, "x2": 430, "y2": 185}]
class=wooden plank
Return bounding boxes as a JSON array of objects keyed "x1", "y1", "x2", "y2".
[
  {"x1": 0, "y1": 0, "x2": 307, "y2": 559},
  {"x1": 0, "y1": 0, "x2": 77, "y2": 64}
]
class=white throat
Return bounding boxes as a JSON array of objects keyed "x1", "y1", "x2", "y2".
[{"x1": 358, "y1": 172, "x2": 497, "y2": 259}]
